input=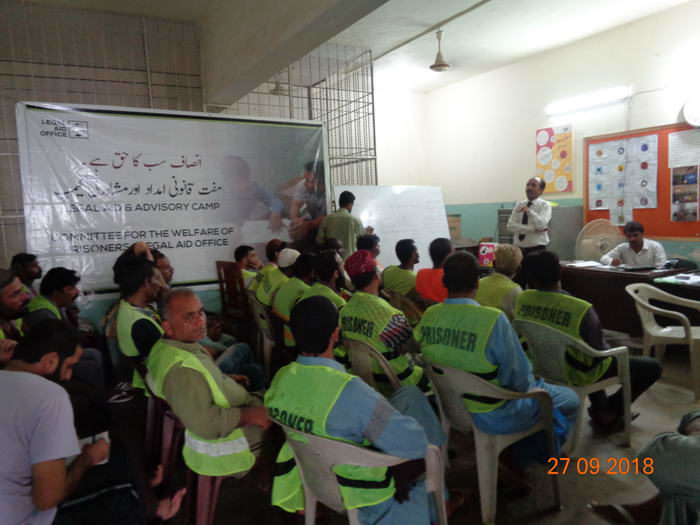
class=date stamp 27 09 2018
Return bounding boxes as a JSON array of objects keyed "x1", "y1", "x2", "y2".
[{"x1": 547, "y1": 457, "x2": 654, "y2": 476}]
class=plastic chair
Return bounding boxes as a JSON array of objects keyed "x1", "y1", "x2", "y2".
[
  {"x1": 342, "y1": 338, "x2": 402, "y2": 394},
  {"x1": 383, "y1": 289, "x2": 424, "y2": 326},
  {"x1": 512, "y1": 319, "x2": 631, "y2": 454},
  {"x1": 626, "y1": 283, "x2": 700, "y2": 400},
  {"x1": 423, "y1": 359, "x2": 561, "y2": 525},
  {"x1": 278, "y1": 423, "x2": 448, "y2": 525}
]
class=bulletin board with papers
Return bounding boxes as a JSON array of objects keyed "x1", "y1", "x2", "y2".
[{"x1": 584, "y1": 122, "x2": 700, "y2": 239}]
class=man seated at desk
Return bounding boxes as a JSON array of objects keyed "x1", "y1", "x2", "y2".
[{"x1": 600, "y1": 221, "x2": 667, "y2": 268}]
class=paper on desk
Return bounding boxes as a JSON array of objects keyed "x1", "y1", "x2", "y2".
[
  {"x1": 240, "y1": 219, "x2": 291, "y2": 243},
  {"x1": 566, "y1": 261, "x2": 603, "y2": 268}
]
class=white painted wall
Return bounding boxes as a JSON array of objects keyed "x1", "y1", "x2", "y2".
[{"x1": 375, "y1": 0, "x2": 700, "y2": 205}]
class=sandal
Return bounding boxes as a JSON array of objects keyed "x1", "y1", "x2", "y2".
[{"x1": 587, "y1": 501, "x2": 636, "y2": 524}]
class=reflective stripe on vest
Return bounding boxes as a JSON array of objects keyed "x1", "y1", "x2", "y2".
[
  {"x1": 265, "y1": 362, "x2": 395, "y2": 510},
  {"x1": 416, "y1": 303, "x2": 503, "y2": 412},
  {"x1": 475, "y1": 273, "x2": 520, "y2": 312},
  {"x1": 339, "y1": 292, "x2": 425, "y2": 396},
  {"x1": 147, "y1": 340, "x2": 255, "y2": 476},
  {"x1": 514, "y1": 290, "x2": 612, "y2": 385},
  {"x1": 27, "y1": 295, "x2": 61, "y2": 319}
]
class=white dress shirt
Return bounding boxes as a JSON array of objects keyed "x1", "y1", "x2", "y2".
[
  {"x1": 600, "y1": 239, "x2": 667, "y2": 268},
  {"x1": 507, "y1": 197, "x2": 552, "y2": 248}
]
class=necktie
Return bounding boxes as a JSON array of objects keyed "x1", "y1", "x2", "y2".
[{"x1": 518, "y1": 201, "x2": 533, "y2": 241}]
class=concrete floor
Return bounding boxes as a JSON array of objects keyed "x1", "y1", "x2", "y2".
[{"x1": 208, "y1": 337, "x2": 699, "y2": 525}]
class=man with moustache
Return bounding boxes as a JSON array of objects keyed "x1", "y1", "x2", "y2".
[
  {"x1": 0, "y1": 267, "x2": 32, "y2": 366},
  {"x1": 11, "y1": 252, "x2": 43, "y2": 296}
]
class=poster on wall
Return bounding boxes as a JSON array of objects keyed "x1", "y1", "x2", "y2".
[
  {"x1": 671, "y1": 165, "x2": 699, "y2": 222},
  {"x1": 587, "y1": 134, "x2": 658, "y2": 221},
  {"x1": 668, "y1": 128, "x2": 700, "y2": 168},
  {"x1": 536, "y1": 124, "x2": 572, "y2": 193},
  {"x1": 16, "y1": 102, "x2": 328, "y2": 290}
]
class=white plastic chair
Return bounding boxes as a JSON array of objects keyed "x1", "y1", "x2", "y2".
[
  {"x1": 512, "y1": 319, "x2": 631, "y2": 455},
  {"x1": 423, "y1": 359, "x2": 561, "y2": 525},
  {"x1": 342, "y1": 338, "x2": 402, "y2": 394},
  {"x1": 246, "y1": 290, "x2": 275, "y2": 379},
  {"x1": 626, "y1": 283, "x2": 700, "y2": 400},
  {"x1": 279, "y1": 423, "x2": 448, "y2": 525}
]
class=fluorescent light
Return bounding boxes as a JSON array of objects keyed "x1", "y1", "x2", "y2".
[{"x1": 545, "y1": 85, "x2": 630, "y2": 116}]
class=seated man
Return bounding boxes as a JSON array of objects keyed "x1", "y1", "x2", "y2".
[
  {"x1": 0, "y1": 320, "x2": 109, "y2": 524},
  {"x1": 0, "y1": 267, "x2": 32, "y2": 366},
  {"x1": 272, "y1": 252, "x2": 314, "y2": 349},
  {"x1": 416, "y1": 252, "x2": 579, "y2": 443},
  {"x1": 146, "y1": 289, "x2": 270, "y2": 477},
  {"x1": 250, "y1": 239, "x2": 286, "y2": 293},
  {"x1": 10, "y1": 252, "x2": 42, "y2": 297},
  {"x1": 475, "y1": 243, "x2": 523, "y2": 320},
  {"x1": 516, "y1": 250, "x2": 662, "y2": 431},
  {"x1": 234, "y1": 245, "x2": 263, "y2": 289},
  {"x1": 26, "y1": 267, "x2": 104, "y2": 389},
  {"x1": 590, "y1": 409, "x2": 700, "y2": 525},
  {"x1": 416, "y1": 238, "x2": 453, "y2": 303},
  {"x1": 338, "y1": 250, "x2": 430, "y2": 396},
  {"x1": 299, "y1": 249, "x2": 347, "y2": 309},
  {"x1": 601, "y1": 221, "x2": 667, "y2": 268},
  {"x1": 382, "y1": 238, "x2": 419, "y2": 298},
  {"x1": 266, "y1": 296, "x2": 450, "y2": 523},
  {"x1": 256, "y1": 248, "x2": 299, "y2": 308},
  {"x1": 26, "y1": 267, "x2": 80, "y2": 328},
  {"x1": 357, "y1": 233, "x2": 381, "y2": 259},
  {"x1": 152, "y1": 249, "x2": 175, "y2": 285}
]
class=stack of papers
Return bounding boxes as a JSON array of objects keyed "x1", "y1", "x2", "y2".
[{"x1": 566, "y1": 261, "x2": 603, "y2": 268}]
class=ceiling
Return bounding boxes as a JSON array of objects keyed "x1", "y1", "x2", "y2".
[
  {"x1": 330, "y1": 0, "x2": 693, "y2": 92},
  {"x1": 26, "y1": 0, "x2": 694, "y2": 94}
]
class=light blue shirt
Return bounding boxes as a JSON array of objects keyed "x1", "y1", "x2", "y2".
[
  {"x1": 443, "y1": 297, "x2": 545, "y2": 434},
  {"x1": 296, "y1": 356, "x2": 436, "y2": 525}
]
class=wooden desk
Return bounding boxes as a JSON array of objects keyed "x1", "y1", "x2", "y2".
[{"x1": 559, "y1": 263, "x2": 686, "y2": 336}]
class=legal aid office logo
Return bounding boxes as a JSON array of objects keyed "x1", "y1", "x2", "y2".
[{"x1": 68, "y1": 121, "x2": 88, "y2": 139}]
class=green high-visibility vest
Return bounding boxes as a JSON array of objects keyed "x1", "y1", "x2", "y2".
[
  {"x1": 299, "y1": 282, "x2": 346, "y2": 310},
  {"x1": 147, "y1": 339, "x2": 256, "y2": 476},
  {"x1": 265, "y1": 362, "x2": 395, "y2": 511},
  {"x1": 272, "y1": 277, "x2": 310, "y2": 347},
  {"x1": 0, "y1": 319, "x2": 23, "y2": 339},
  {"x1": 381, "y1": 266, "x2": 416, "y2": 296},
  {"x1": 27, "y1": 295, "x2": 62, "y2": 319},
  {"x1": 514, "y1": 290, "x2": 612, "y2": 386},
  {"x1": 416, "y1": 303, "x2": 504, "y2": 412},
  {"x1": 256, "y1": 266, "x2": 288, "y2": 307},
  {"x1": 116, "y1": 300, "x2": 164, "y2": 389},
  {"x1": 338, "y1": 292, "x2": 426, "y2": 397},
  {"x1": 475, "y1": 273, "x2": 520, "y2": 313},
  {"x1": 242, "y1": 269, "x2": 257, "y2": 289}
]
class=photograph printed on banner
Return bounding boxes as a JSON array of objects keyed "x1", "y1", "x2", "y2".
[{"x1": 671, "y1": 165, "x2": 699, "y2": 222}]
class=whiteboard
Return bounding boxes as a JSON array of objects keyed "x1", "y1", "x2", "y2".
[{"x1": 334, "y1": 185, "x2": 450, "y2": 271}]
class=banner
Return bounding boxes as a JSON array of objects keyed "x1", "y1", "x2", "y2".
[{"x1": 16, "y1": 103, "x2": 327, "y2": 290}]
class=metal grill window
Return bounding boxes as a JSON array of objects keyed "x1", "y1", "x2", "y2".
[{"x1": 210, "y1": 43, "x2": 377, "y2": 201}]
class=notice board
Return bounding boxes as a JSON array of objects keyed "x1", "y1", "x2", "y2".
[{"x1": 584, "y1": 122, "x2": 699, "y2": 240}]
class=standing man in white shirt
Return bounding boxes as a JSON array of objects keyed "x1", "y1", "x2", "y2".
[
  {"x1": 600, "y1": 221, "x2": 667, "y2": 268},
  {"x1": 507, "y1": 176, "x2": 552, "y2": 286}
]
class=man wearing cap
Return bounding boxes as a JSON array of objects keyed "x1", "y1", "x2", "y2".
[
  {"x1": 266, "y1": 296, "x2": 451, "y2": 523},
  {"x1": 317, "y1": 190, "x2": 371, "y2": 260},
  {"x1": 416, "y1": 252, "x2": 579, "y2": 456},
  {"x1": 256, "y1": 248, "x2": 300, "y2": 308},
  {"x1": 0, "y1": 268, "x2": 31, "y2": 366},
  {"x1": 338, "y1": 250, "x2": 430, "y2": 397}
]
